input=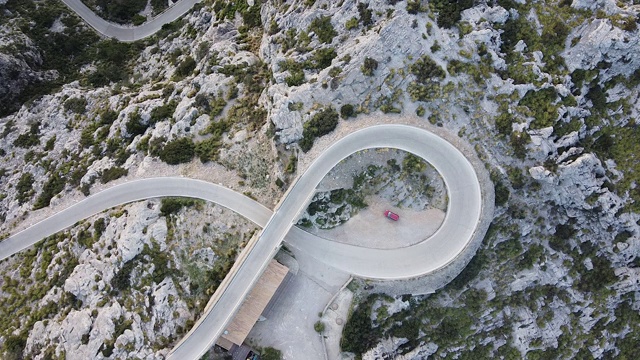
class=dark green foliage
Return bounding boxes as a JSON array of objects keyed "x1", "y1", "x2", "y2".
[
  {"x1": 100, "y1": 167, "x2": 128, "y2": 184},
  {"x1": 151, "y1": 0, "x2": 168, "y2": 13},
  {"x1": 586, "y1": 84, "x2": 607, "y2": 114},
  {"x1": 261, "y1": 347, "x2": 283, "y2": 360},
  {"x1": 241, "y1": 4, "x2": 262, "y2": 28},
  {"x1": 299, "y1": 107, "x2": 339, "y2": 152},
  {"x1": 33, "y1": 173, "x2": 66, "y2": 210},
  {"x1": 285, "y1": 69, "x2": 305, "y2": 86},
  {"x1": 494, "y1": 179, "x2": 510, "y2": 206},
  {"x1": 495, "y1": 112, "x2": 515, "y2": 135},
  {"x1": 519, "y1": 87, "x2": 559, "y2": 129},
  {"x1": 94, "y1": 0, "x2": 146, "y2": 24},
  {"x1": 308, "y1": 48, "x2": 337, "y2": 70},
  {"x1": 361, "y1": 57, "x2": 378, "y2": 76},
  {"x1": 340, "y1": 104, "x2": 355, "y2": 119},
  {"x1": 160, "y1": 197, "x2": 198, "y2": 216},
  {"x1": 112, "y1": 258, "x2": 136, "y2": 291},
  {"x1": 16, "y1": 172, "x2": 35, "y2": 204},
  {"x1": 308, "y1": 16, "x2": 337, "y2": 44},
  {"x1": 357, "y1": 2, "x2": 373, "y2": 26},
  {"x1": 429, "y1": 0, "x2": 475, "y2": 29},
  {"x1": 410, "y1": 55, "x2": 446, "y2": 84},
  {"x1": 150, "y1": 101, "x2": 177, "y2": 124},
  {"x1": 174, "y1": 56, "x2": 197, "y2": 79},
  {"x1": 578, "y1": 255, "x2": 617, "y2": 292},
  {"x1": 402, "y1": 154, "x2": 427, "y2": 174},
  {"x1": 63, "y1": 97, "x2": 87, "y2": 114},
  {"x1": 549, "y1": 223, "x2": 575, "y2": 253},
  {"x1": 125, "y1": 111, "x2": 148, "y2": 139},
  {"x1": 3, "y1": 333, "x2": 27, "y2": 360},
  {"x1": 159, "y1": 138, "x2": 195, "y2": 165},
  {"x1": 341, "y1": 295, "x2": 381, "y2": 355},
  {"x1": 13, "y1": 122, "x2": 40, "y2": 148},
  {"x1": 449, "y1": 249, "x2": 486, "y2": 290},
  {"x1": 94, "y1": 218, "x2": 107, "y2": 237}
]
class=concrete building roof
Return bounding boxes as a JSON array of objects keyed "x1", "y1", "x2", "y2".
[{"x1": 217, "y1": 259, "x2": 289, "y2": 349}]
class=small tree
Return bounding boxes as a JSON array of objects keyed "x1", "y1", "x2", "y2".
[{"x1": 361, "y1": 57, "x2": 378, "y2": 76}]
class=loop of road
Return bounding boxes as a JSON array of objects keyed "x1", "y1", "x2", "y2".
[{"x1": 0, "y1": 124, "x2": 483, "y2": 359}]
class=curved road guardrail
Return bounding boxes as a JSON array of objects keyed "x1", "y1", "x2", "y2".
[{"x1": 0, "y1": 124, "x2": 484, "y2": 360}]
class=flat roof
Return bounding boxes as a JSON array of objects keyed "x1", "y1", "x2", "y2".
[{"x1": 218, "y1": 259, "x2": 289, "y2": 348}]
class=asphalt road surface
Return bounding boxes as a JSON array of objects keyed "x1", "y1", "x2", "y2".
[
  {"x1": 60, "y1": 0, "x2": 202, "y2": 42},
  {"x1": 0, "y1": 125, "x2": 483, "y2": 360}
]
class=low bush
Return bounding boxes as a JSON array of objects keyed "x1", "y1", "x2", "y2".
[
  {"x1": 33, "y1": 173, "x2": 66, "y2": 210},
  {"x1": 101, "y1": 167, "x2": 128, "y2": 184},
  {"x1": 17, "y1": 172, "x2": 35, "y2": 204},
  {"x1": 299, "y1": 107, "x2": 339, "y2": 152},
  {"x1": 173, "y1": 56, "x2": 197, "y2": 80},
  {"x1": 410, "y1": 55, "x2": 446, "y2": 84},
  {"x1": 308, "y1": 16, "x2": 337, "y2": 44},
  {"x1": 361, "y1": 57, "x2": 378, "y2": 76},
  {"x1": 340, "y1": 104, "x2": 355, "y2": 119},
  {"x1": 159, "y1": 137, "x2": 195, "y2": 165},
  {"x1": 64, "y1": 97, "x2": 87, "y2": 114},
  {"x1": 13, "y1": 122, "x2": 40, "y2": 148}
]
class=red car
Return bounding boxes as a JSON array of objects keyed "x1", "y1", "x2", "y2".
[{"x1": 384, "y1": 210, "x2": 399, "y2": 221}]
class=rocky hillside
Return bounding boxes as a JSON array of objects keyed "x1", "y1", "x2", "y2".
[{"x1": 0, "y1": 0, "x2": 640, "y2": 359}]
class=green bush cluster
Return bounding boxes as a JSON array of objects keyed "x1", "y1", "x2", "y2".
[
  {"x1": 160, "y1": 197, "x2": 199, "y2": 216},
  {"x1": 16, "y1": 172, "x2": 35, "y2": 204},
  {"x1": 361, "y1": 57, "x2": 378, "y2": 76},
  {"x1": 308, "y1": 16, "x2": 337, "y2": 44},
  {"x1": 410, "y1": 55, "x2": 446, "y2": 84},
  {"x1": 33, "y1": 173, "x2": 66, "y2": 210},
  {"x1": 173, "y1": 56, "x2": 197, "y2": 80},
  {"x1": 150, "y1": 101, "x2": 178, "y2": 124},
  {"x1": 64, "y1": 97, "x2": 87, "y2": 114},
  {"x1": 159, "y1": 138, "x2": 195, "y2": 165},
  {"x1": 518, "y1": 87, "x2": 559, "y2": 129},
  {"x1": 299, "y1": 107, "x2": 339, "y2": 152},
  {"x1": 100, "y1": 166, "x2": 128, "y2": 184},
  {"x1": 340, "y1": 104, "x2": 356, "y2": 119},
  {"x1": 13, "y1": 122, "x2": 40, "y2": 148}
]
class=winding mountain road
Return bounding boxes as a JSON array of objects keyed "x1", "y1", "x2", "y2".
[
  {"x1": 60, "y1": 0, "x2": 202, "y2": 42},
  {"x1": 0, "y1": 125, "x2": 485, "y2": 360}
]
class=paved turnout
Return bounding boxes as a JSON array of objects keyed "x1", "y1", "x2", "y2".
[{"x1": 0, "y1": 125, "x2": 483, "y2": 360}]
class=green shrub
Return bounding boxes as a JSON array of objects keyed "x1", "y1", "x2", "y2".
[
  {"x1": 13, "y1": 122, "x2": 40, "y2": 148},
  {"x1": 101, "y1": 167, "x2": 128, "y2": 184},
  {"x1": 125, "y1": 111, "x2": 148, "y2": 138},
  {"x1": 33, "y1": 173, "x2": 66, "y2": 210},
  {"x1": 159, "y1": 137, "x2": 195, "y2": 165},
  {"x1": 94, "y1": 0, "x2": 146, "y2": 24},
  {"x1": 299, "y1": 107, "x2": 339, "y2": 152},
  {"x1": 410, "y1": 55, "x2": 446, "y2": 84},
  {"x1": 150, "y1": 101, "x2": 177, "y2": 124},
  {"x1": 285, "y1": 69, "x2": 305, "y2": 86},
  {"x1": 345, "y1": 17, "x2": 359, "y2": 30},
  {"x1": 340, "y1": 104, "x2": 355, "y2": 119},
  {"x1": 361, "y1": 57, "x2": 378, "y2": 76},
  {"x1": 174, "y1": 56, "x2": 197, "y2": 79},
  {"x1": 357, "y1": 2, "x2": 373, "y2": 26},
  {"x1": 308, "y1": 16, "x2": 337, "y2": 44},
  {"x1": 160, "y1": 197, "x2": 198, "y2": 216},
  {"x1": 17, "y1": 172, "x2": 35, "y2": 204},
  {"x1": 308, "y1": 47, "x2": 337, "y2": 70},
  {"x1": 519, "y1": 87, "x2": 559, "y2": 129},
  {"x1": 341, "y1": 295, "x2": 380, "y2": 355},
  {"x1": 64, "y1": 97, "x2": 87, "y2": 114},
  {"x1": 261, "y1": 347, "x2": 283, "y2": 360},
  {"x1": 314, "y1": 320, "x2": 325, "y2": 333}
]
